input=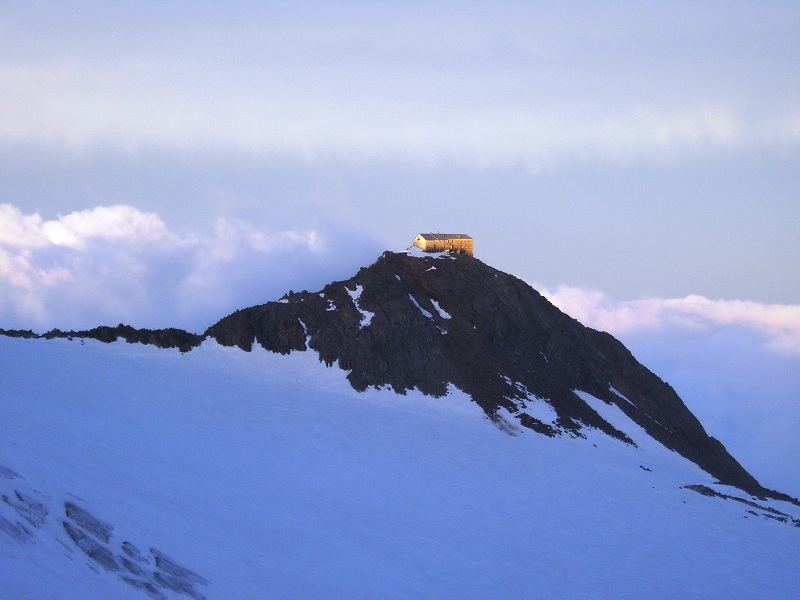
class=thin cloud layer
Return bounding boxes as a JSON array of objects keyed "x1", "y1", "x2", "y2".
[
  {"x1": 1, "y1": 3, "x2": 798, "y2": 170},
  {"x1": 0, "y1": 203, "x2": 381, "y2": 331}
]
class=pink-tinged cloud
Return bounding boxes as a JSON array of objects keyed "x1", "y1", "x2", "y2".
[{"x1": 540, "y1": 284, "x2": 800, "y2": 357}]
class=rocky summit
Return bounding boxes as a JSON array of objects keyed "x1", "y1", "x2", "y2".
[{"x1": 203, "y1": 250, "x2": 783, "y2": 500}]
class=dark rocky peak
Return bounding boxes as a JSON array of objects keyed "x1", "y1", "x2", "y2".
[{"x1": 205, "y1": 251, "x2": 788, "y2": 499}]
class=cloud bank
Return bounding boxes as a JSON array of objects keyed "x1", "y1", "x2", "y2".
[
  {"x1": 541, "y1": 284, "x2": 800, "y2": 357},
  {"x1": 1, "y1": 3, "x2": 798, "y2": 171},
  {"x1": 0, "y1": 203, "x2": 382, "y2": 331}
]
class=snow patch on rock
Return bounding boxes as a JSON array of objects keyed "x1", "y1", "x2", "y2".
[
  {"x1": 431, "y1": 299, "x2": 451, "y2": 320},
  {"x1": 346, "y1": 285, "x2": 374, "y2": 328},
  {"x1": 408, "y1": 294, "x2": 433, "y2": 320}
]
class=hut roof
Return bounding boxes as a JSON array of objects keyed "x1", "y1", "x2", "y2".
[{"x1": 417, "y1": 233, "x2": 472, "y2": 241}]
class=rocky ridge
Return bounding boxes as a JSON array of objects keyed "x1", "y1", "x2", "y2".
[{"x1": 0, "y1": 324, "x2": 202, "y2": 353}]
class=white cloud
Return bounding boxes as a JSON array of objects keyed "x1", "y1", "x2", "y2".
[
  {"x1": 45, "y1": 205, "x2": 173, "y2": 248},
  {"x1": 0, "y1": 204, "x2": 173, "y2": 250},
  {"x1": 0, "y1": 204, "x2": 378, "y2": 331},
  {"x1": 540, "y1": 284, "x2": 800, "y2": 357}
]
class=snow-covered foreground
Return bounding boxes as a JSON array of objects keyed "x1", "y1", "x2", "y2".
[{"x1": 1, "y1": 337, "x2": 799, "y2": 599}]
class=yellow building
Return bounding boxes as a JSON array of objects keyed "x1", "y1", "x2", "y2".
[{"x1": 413, "y1": 233, "x2": 473, "y2": 256}]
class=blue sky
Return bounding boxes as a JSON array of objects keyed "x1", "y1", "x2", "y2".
[{"x1": 1, "y1": 2, "x2": 799, "y2": 493}]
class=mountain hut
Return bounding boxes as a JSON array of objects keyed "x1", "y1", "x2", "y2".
[{"x1": 413, "y1": 233, "x2": 473, "y2": 256}]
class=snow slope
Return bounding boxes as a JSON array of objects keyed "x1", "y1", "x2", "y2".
[{"x1": 2, "y1": 336, "x2": 799, "y2": 599}]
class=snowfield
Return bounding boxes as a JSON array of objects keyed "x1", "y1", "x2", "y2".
[{"x1": 1, "y1": 336, "x2": 799, "y2": 599}]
